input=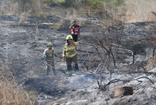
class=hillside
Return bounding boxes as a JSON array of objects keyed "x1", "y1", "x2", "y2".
[
  {"x1": 125, "y1": 0, "x2": 156, "y2": 23},
  {"x1": 0, "y1": 0, "x2": 156, "y2": 105}
]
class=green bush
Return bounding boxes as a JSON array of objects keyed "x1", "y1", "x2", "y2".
[
  {"x1": 105, "y1": 0, "x2": 125, "y2": 6},
  {"x1": 42, "y1": 0, "x2": 54, "y2": 6},
  {"x1": 43, "y1": 0, "x2": 51, "y2": 5},
  {"x1": 85, "y1": 0, "x2": 104, "y2": 7},
  {"x1": 42, "y1": 0, "x2": 124, "y2": 8},
  {"x1": 57, "y1": 0, "x2": 65, "y2": 4},
  {"x1": 42, "y1": 0, "x2": 104, "y2": 8},
  {"x1": 42, "y1": 0, "x2": 65, "y2": 6},
  {"x1": 62, "y1": 0, "x2": 104, "y2": 8}
]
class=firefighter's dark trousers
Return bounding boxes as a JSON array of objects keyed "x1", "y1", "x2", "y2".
[
  {"x1": 46, "y1": 60, "x2": 55, "y2": 76},
  {"x1": 66, "y1": 55, "x2": 79, "y2": 71},
  {"x1": 72, "y1": 34, "x2": 78, "y2": 42}
]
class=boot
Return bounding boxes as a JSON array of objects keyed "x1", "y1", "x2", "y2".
[
  {"x1": 74, "y1": 64, "x2": 80, "y2": 75},
  {"x1": 74, "y1": 64, "x2": 79, "y2": 71},
  {"x1": 67, "y1": 65, "x2": 72, "y2": 76},
  {"x1": 52, "y1": 68, "x2": 57, "y2": 76},
  {"x1": 46, "y1": 68, "x2": 50, "y2": 76},
  {"x1": 67, "y1": 65, "x2": 72, "y2": 71}
]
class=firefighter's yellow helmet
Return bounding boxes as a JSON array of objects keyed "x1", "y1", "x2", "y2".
[
  {"x1": 66, "y1": 35, "x2": 73, "y2": 40},
  {"x1": 47, "y1": 42, "x2": 53, "y2": 47}
]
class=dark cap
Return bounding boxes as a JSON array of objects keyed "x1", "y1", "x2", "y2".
[{"x1": 73, "y1": 20, "x2": 76, "y2": 23}]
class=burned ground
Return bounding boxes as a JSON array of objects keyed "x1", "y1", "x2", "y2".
[{"x1": 0, "y1": 14, "x2": 156, "y2": 105}]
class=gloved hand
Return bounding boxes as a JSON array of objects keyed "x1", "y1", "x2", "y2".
[{"x1": 63, "y1": 57, "x2": 66, "y2": 61}]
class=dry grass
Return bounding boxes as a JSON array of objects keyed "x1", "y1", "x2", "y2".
[
  {"x1": 146, "y1": 45, "x2": 156, "y2": 71},
  {"x1": 0, "y1": 70, "x2": 37, "y2": 105},
  {"x1": 146, "y1": 56, "x2": 156, "y2": 71},
  {"x1": 125, "y1": 0, "x2": 156, "y2": 23},
  {"x1": 53, "y1": 20, "x2": 64, "y2": 29}
]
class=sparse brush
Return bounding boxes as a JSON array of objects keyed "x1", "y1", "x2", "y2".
[
  {"x1": 146, "y1": 45, "x2": 156, "y2": 71},
  {"x1": 0, "y1": 70, "x2": 37, "y2": 105},
  {"x1": 146, "y1": 57, "x2": 156, "y2": 71},
  {"x1": 40, "y1": 12, "x2": 46, "y2": 19},
  {"x1": 125, "y1": 0, "x2": 156, "y2": 22}
]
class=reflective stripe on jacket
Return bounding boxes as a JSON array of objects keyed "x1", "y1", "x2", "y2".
[
  {"x1": 63, "y1": 42, "x2": 79, "y2": 58},
  {"x1": 43, "y1": 48, "x2": 56, "y2": 61}
]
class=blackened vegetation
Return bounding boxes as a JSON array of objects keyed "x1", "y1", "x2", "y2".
[
  {"x1": 80, "y1": 22, "x2": 156, "y2": 90},
  {"x1": 82, "y1": 22, "x2": 156, "y2": 71},
  {"x1": 0, "y1": 13, "x2": 156, "y2": 104},
  {"x1": 24, "y1": 77, "x2": 68, "y2": 96},
  {"x1": 97, "y1": 76, "x2": 154, "y2": 91}
]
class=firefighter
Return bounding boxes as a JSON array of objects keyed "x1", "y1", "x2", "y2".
[
  {"x1": 62, "y1": 35, "x2": 79, "y2": 76},
  {"x1": 69, "y1": 20, "x2": 80, "y2": 42},
  {"x1": 43, "y1": 42, "x2": 57, "y2": 76}
]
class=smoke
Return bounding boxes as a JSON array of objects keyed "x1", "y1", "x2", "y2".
[{"x1": 67, "y1": 73, "x2": 97, "y2": 90}]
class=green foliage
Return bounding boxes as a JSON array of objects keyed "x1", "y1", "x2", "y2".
[
  {"x1": 57, "y1": 0, "x2": 65, "y2": 4},
  {"x1": 41, "y1": 0, "x2": 104, "y2": 8},
  {"x1": 42, "y1": 0, "x2": 65, "y2": 6},
  {"x1": 63, "y1": 0, "x2": 74, "y2": 7},
  {"x1": 85, "y1": 0, "x2": 104, "y2": 7},
  {"x1": 42, "y1": 0, "x2": 124, "y2": 8},
  {"x1": 61, "y1": 0, "x2": 104, "y2": 8},
  {"x1": 42, "y1": 0, "x2": 53, "y2": 6},
  {"x1": 104, "y1": 0, "x2": 125, "y2": 6}
]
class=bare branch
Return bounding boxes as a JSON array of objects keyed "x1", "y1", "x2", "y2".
[
  {"x1": 135, "y1": 76, "x2": 154, "y2": 84},
  {"x1": 99, "y1": 79, "x2": 130, "y2": 91},
  {"x1": 98, "y1": 75, "x2": 154, "y2": 91}
]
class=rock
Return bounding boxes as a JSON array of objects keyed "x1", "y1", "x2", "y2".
[{"x1": 114, "y1": 86, "x2": 133, "y2": 98}]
